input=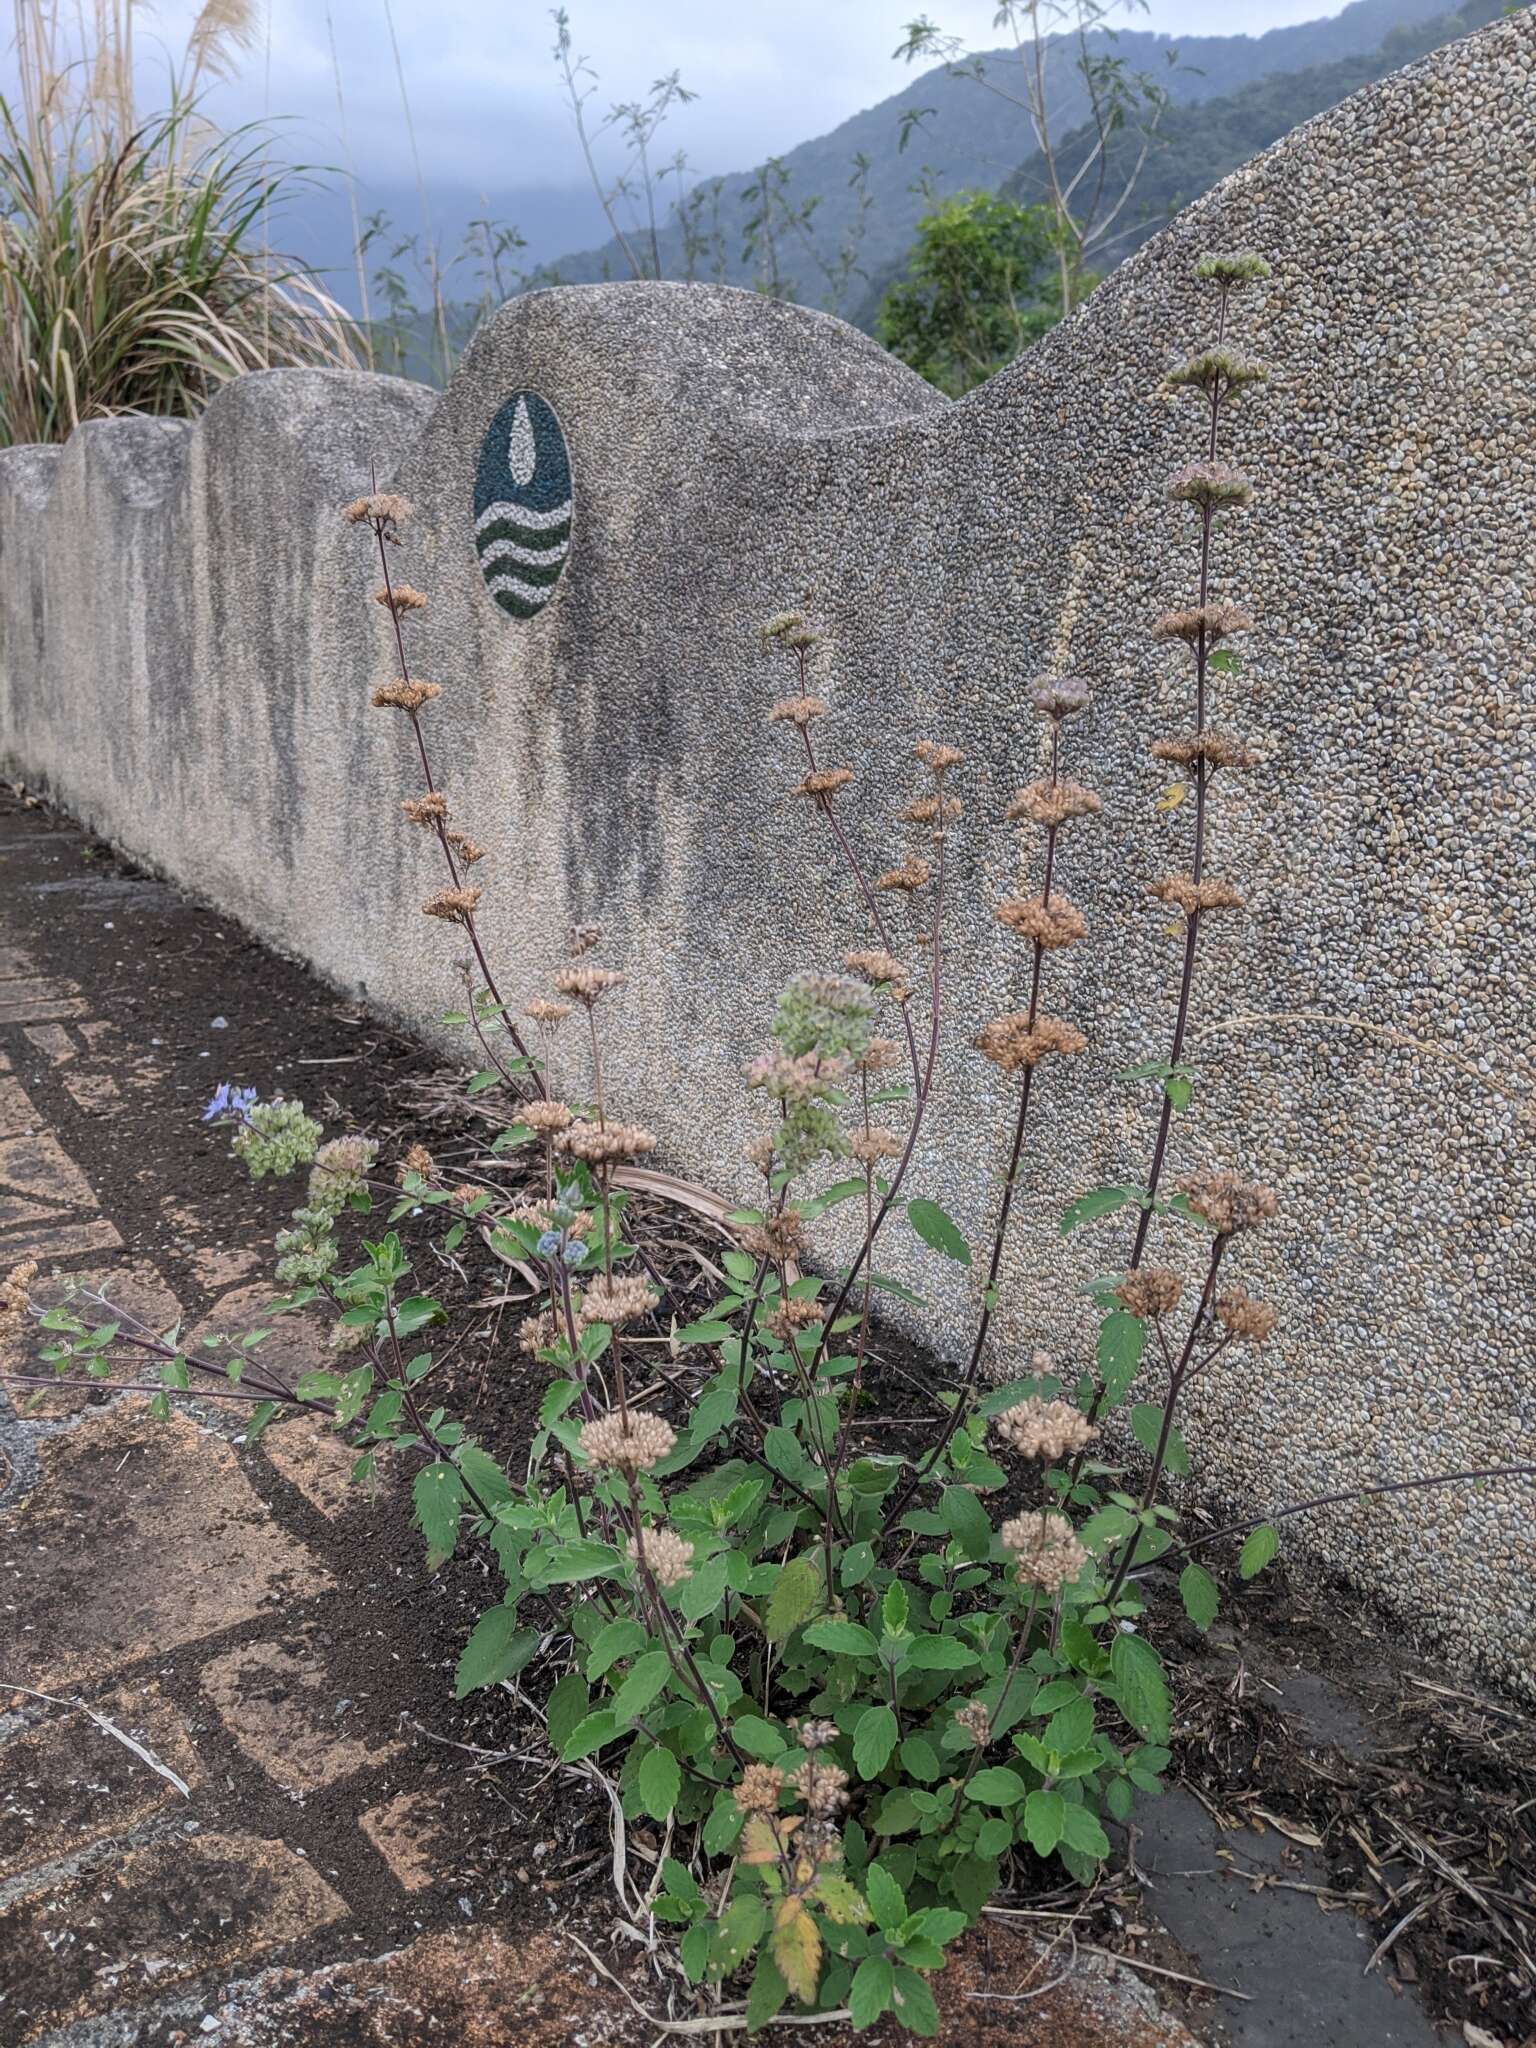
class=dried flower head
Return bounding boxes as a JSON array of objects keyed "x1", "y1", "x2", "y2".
[
  {"x1": 1165, "y1": 348, "x2": 1268, "y2": 396},
  {"x1": 856, "y1": 1037, "x2": 903, "y2": 1075},
  {"x1": 343, "y1": 491, "x2": 413, "y2": 527},
  {"x1": 769, "y1": 695, "x2": 829, "y2": 727},
  {"x1": 993, "y1": 1397, "x2": 1096, "y2": 1462},
  {"x1": 523, "y1": 997, "x2": 573, "y2": 1030},
  {"x1": 1195, "y1": 250, "x2": 1272, "y2": 286},
  {"x1": 568, "y1": 923, "x2": 602, "y2": 958},
  {"x1": 373, "y1": 583, "x2": 427, "y2": 613},
  {"x1": 975, "y1": 1011, "x2": 1087, "y2": 1074},
  {"x1": 874, "y1": 855, "x2": 930, "y2": 892},
  {"x1": 552, "y1": 964, "x2": 626, "y2": 1005},
  {"x1": 626, "y1": 1524, "x2": 693, "y2": 1588},
  {"x1": 847, "y1": 1127, "x2": 903, "y2": 1167},
  {"x1": 744, "y1": 1133, "x2": 778, "y2": 1177},
  {"x1": 1005, "y1": 778, "x2": 1101, "y2": 828},
  {"x1": 423, "y1": 886, "x2": 481, "y2": 924},
  {"x1": 734, "y1": 1762, "x2": 784, "y2": 1814},
  {"x1": 1029, "y1": 676, "x2": 1092, "y2": 721},
  {"x1": 1152, "y1": 600, "x2": 1253, "y2": 646},
  {"x1": 558, "y1": 1120, "x2": 657, "y2": 1167},
  {"x1": 1180, "y1": 1169, "x2": 1278, "y2": 1235},
  {"x1": 577, "y1": 1408, "x2": 677, "y2": 1472},
  {"x1": 898, "y1": 793, "x2": 962, "y2": 827},
  {"x1": 580, "y1": 1276, "x2": 660, "y2": 1329},
  {"x1": 402, "y1": 793, "x2": 448, "y2": 826},
  {"x1": 447, "y1": 831, "x2": 487, "y2": 865},
  {"x1": 768, "y1": 1298, "x2": 824, "y2": 1343},
  {"x1": 1167, "y1": 460, "x2": 1254, "y2": 510},
  {"x1": 844, "y1": 948, "x2": 908, "y2": 996},
  {"x1": 523, "y1": 1099, "x2": 574, "y2": 1137},
  {"x1": 1150, "y1": 730, "x2": 1259, "y2": 771},
  {"x1": 396, "y1": 1142, "x2": 434, "y2": 1184},
  {"x1": 1214, "y1": 1289, "x2": 1278, "y2": 1342},
  {"x1": 954, "y1": 1701, "x2": 992, "y2": 1748},
  {"x1": 793, "y1": 767, "x2": 854, "y2": 800},
  {"x1": 518, "y1": 1309, "x2": 558, "y2": 1358},
  {"x1": 745, "y1": 1049, "x2": 848, "y2": 1106},
  {"x1": 372, "y1": 679, "x2": 442, "y2": 712},
  {"x1": 1149, "y1": 874, "x2": 1246, "y2": 918},
  {"x1": 1000, "y1": 1510, "x2": 1089, "y2": 1593},
  {"x1": 759, "y1": 611, "x2": 809, "y2": 647},
  {"x1": 309, "y1": 1134, "x2": 378, "y2": 1207},
  {"x1": 0, "y1": 1258, "x2": 39, "y2": 1331},
  {"x1": 995, "y1": 893, "x2": 1087, "y2": 949},
  {"x1": 1116, "y1": 1267, "x2": 1184, "y2": 1318},
  {"x1": 913, "y1": 740, "x2": 964, "y2": 775},
  {"x1": 797, "y1": 1718, "x2": 840, "y2": 1751},
  {"x1": 738, "y1": 1210, "x2": 807, "y2": 1263},
  {"x1": 788, "y1": 1756, "x2": 850, "y2": 1813}
]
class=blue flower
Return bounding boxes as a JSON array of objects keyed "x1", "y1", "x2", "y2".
[
  {"x1": 536, "y1": 1230, "x2": 562, "y2": 1259},
  {"x1": 563, "y1": 1239, "x2": 589, "y2": 1267},
  {"x1": 203, "y1": 1083, "x2": 258, "y2": 1123}
]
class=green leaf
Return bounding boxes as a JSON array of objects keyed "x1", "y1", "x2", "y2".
[
  {"x1": 678, "y1": 1551, "x2": 729, "y2": 1622},
  {"x1": 966, "y1": 1766, "x2": 1027, "y2": 1807},
  {"x1": 1097, "y1": 1312, "x2": 1146, "y2": 1407},
  {"x1": 840, "y1": 1541, "x2": 876, "y2": 1588},
  {"x1": 746, "y1": 1949, "x2": 789, "y2": 2030},
  {"x1": 1059, "y1": 1802, "x2": 1110, "y2": 1859},
  {"x1": 545, "y1": 1672, "x2": 590, "y2": 1756},
  {"x1": 1239, "y1": 1523, "x2": 1280, "y2": 1579},
  {"x1": 853, "y1": 1703, "x2": 899, "y2": 1780},
  {"x1": 1060, "y1": 1185, "x2": 1141, "y2": 1235},
  {"x1": 562, "y1": 1709, "x2": 619, "y2": 1760},
  {"x1": 609, "y1": 1649, "x2": 672, "y2": 1724},
  {"x1": 1130, "y1": 1402, "x2": 1189, "y2": 1475},
  {"x1": 900, "y1": 1735, "x2": 941, "y2": 1783},
  {"x1": 882, "y1": 1581, "x2": 909, "y2": 1637},
  {"x1": 638, "y1": 1743, "x2": 682, "y2": 1820},
  {"x1": 455, "y1": 1440, "x2": 514, "y2": 1510},
  {"x1": 849, "y1": 1953, "x2": 894, "y2": 2029},
  {"x1": 586, "y1": 1618, "x2": 647, "y2": 1679},
  {"x1": 1179, "y1": 1562, "x2": 1220, "y2": 1631},
  {"x1": 939, "y1": 1485, "x2": 994, "y2": 1562},
  {"x1": 890, "y1": 1965, "x2": 939, "y2": 2038},
  {"x1": 412, "y1": 1460, "x2": 463, "y2": 1564},
  {"x1": 453, "y1": 1606, "x2": 538, "y2": 1697},
  {"x1": 864, "y1": 1859, "x2": 907, "y2": 1933},
  {"x1": 731, "y1": 1715, "x2": 789, "y2": 1760},
  {"x1": 764, "y1": 1553, "x2": 823, "y2": 1641},
  {"x1": 538, "y1": 1539, "x2": 622, "y2": 1584},
  {"x1": 1023, "y1": 1788, "x2": 1065, "y2": 1855},
  {"x1": 905, "y1": 1633, "x2": 980, "y2": 1671},
  {"x1": 906, "y1": 1198, "x2": 971, "y2": 1266},
  {"x1": 803, "y1": 1619, "x2": 880, "y2": 1658},
  {"x1": 1109, "y1": 1633, "x2": 1170, "y2": 1743},
  {"x1": 681, "y1": 1922, "x2": 712, "y2": 1983}
]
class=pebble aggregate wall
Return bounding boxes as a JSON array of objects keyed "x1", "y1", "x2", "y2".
[{"x1": 2, "y1": 19, "x2": 1532, "y2": 1686}]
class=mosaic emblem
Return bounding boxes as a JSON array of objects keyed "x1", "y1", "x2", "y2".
[{"x1": 472, "y1": 392, "x2": 572, "y2": 621}]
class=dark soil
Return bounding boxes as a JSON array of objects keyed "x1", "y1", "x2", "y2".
[{"x1": 2, "y1": 782, "x2": 1531, "y2": 2048}]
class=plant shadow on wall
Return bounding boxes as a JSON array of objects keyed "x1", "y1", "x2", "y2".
[{"x1": 7, "y1": 254, "x2": 1533, "y2": 2037}]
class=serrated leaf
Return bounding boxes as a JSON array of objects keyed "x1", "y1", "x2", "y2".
[
  {"x1": 1109, "y1": 1632, "x2": 1170, "y2": 1742},
  {"x1": 849, "y1": 1953, "x2": 894, "y2": 2029},
  {"x1": 882, "y1": 1581, "x2": 909, "y2": 1637},
  {"x1": 1060, "y1": 1185, "x2": 1141, "y2": 1235},
  {"x1": 1097, "y1": 1311, "x2": 1146, "y2": 1407},
  {"x1": 453, "y1": 1606, "x2": 538, "y2": 1697},
  {"x1": 412, "y1": 1459, "x2": 463, "y2": 1564},
  {"x1": 770, "y1": 1897, "x2": 822, "y2": 2003},
  {"x1": 746, "y1": 1947, "x2": 789, "y2": 2028},
  {"x1": 681, "y1": 1922, "x2": 712, "y2": 1983},
  {"x1": 803, "y1": 1619, "x2": 880, "y2": 1658},
  {"x1": 455, "y1": 1440, "x2": 514, "y2": 1509},
  {"x1": 609, "y1": 1649, "x2": 672, "y2": 1724},
  {"x1": 1059, "y1": 1801, "x2": 1111, "y2": 1859},
  {"x1": 890, "y1": 1965, "x2": 939, "y2": 2038},
  {"x1": 731, "y1": 1715, "x2": 788, "y2": 1759},
  {"x1": 1130, "y1": 1401, "x2": 1189, "y2": 1475},
  {"x1": 864, "y1": 1859, "x2": 907, "y2": 1933},
  {"x1": 1179, "y1": 1562, "x2": 1220, "y2": 1630},
  {"x1": 1023, "y1": 1788, "x2": 1065, "y2": 1855},
  {"x1": 764, "y1": 1553, "x2": 823, "y2": 1641},
  {"x1": 906, "y1": 1198, "x2": 971, "y2": 1266},
  {"x1": 905, "y1": 1633, "x2": 979, "y2": 1671},
  {"x1": 710, "y1": 1895, "x2": 767, "y2": 1975},
  {"x1": 966, "y1": 1766, "x2": 1027, "y2": 1806},
  {"x1": 1239, "y1": 1523, "x2": 1280, "y2": 1579},
  {"x1": 853, "y1": 1703, "x2": 899, "y2": 1780},
  {"x1": 939, "y1": 1485, "x2": 993, "y2": 1562},
  {"x1": 638, "y1": 1743, "x2": 682, "y2": 1820},
  {"x1": 678, "y1": 1551, "x2": 729, "y2": 1622},
  {"x1": 812, "y1": 1873, "x2": 869, "y2": 1925},
  {"x1": 562, "y1": 1709, "x2": 618, "y2": 1760},
  {"x1": 586, "y1": 1618, "x2": 647, "y2": 1679}
]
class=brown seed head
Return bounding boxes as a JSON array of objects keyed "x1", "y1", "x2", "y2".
[
  {"x1": 0, "y1": 1258, "x2": 39, "y2": 1329},
  {"x1": 856, "y1": 1037, "x2": 903, "y2": 1075},
  {"x1": 372, "y1": 679, "x2": 442, "y2": 712},
  {"x1": 423, "y1": 886, "x2": 481, "y2": 924},
  {"x1": 518, "y1": 1309, "x2": 558, "y2": 1359},
  {"x1": 787, "y1": 1756, "x2": 850, "y2": 1814},
  {"x1": 558, "y1": 1120, "x2": 657, "y2": 1167},
  {"x1": 844, "y1": 948, "x2": 908, "y2": 996},
  {"x1": 1028, "y1": 676, "x2": 1092, "y2": 722},
  {"x1": 1167, "y1": 459, "x2": 1254, "y2": 509},
  {"x1": 523, "y1": 1099, "x2": 574, "y2": 1137},
  {"x1": 769, "y1": 695, "x2": 829, "y2": 726},
  {"x1": 999, "y1": 1509, "x2": 1089, "y2": 1592},
  {"x1": 738, "y1": 1209, "x2": 807, "y2": 1263},
  {"x1": 1149, "y1": 873, "x2": 1246, "y2": 917},
  {"x1": 734, "y1": 1762, "x2": 784, "y2": 1814},
  {"x1": 797, "y1": 1718, "x2": 840, "y2": 1751},
  {"x1": 767, "y1": 1298, "x2": 824, "y2": 1342},
  {"x1": 373, "y1": 583, "x2": 427, "y2": 613},
  {"x1": 577, "y1": 1408, "x2": 677, "y2": 1472},
  {"x1": 447, "y1": 831, "x2": 487, "y2": 865},
  {"x1": 402, "y1": 793, "x2": 448, "y2": 826},
  {"x1": 1180, "y1": 1168, "x2": 1278, "y2": 1235},
  {"x1": 580, "y1": 1275, "x2": 660, "y2": 1329},
  {"x1": 874, "y1": 855, "x2": 930, "y2": 893},
  {"x1": 1215, "y1": 1289, "x2": 1278, "y2": 1342},
  {"x1": 1150, "y1": 729, "x2": 1259, "y2": 771},
  {"x1": 974, "y1": 1011, "x2": 1086, "y2": 1074},
  {"x1": 898, "y1": 793, "x2": 962, "y2": 827},
  {"x1": 523, "y1": 997, "x2": 573, "y2": 1030},
  {"x1": 396, "y1": 1142, "x2": 434, "y2": 1184},
  {"x1": 995, "y1": 892, "x2": 1087, "y2": 949},
  {"x1": 847, "y1": 1127, "x2": 904, "y2": 1168},
  {"x1": 993, "y1": 1396, "x2": 1096, "y2": 1462},
  {"x1": 793, "y1": 767, "x2": 855, "y2": 799},
  {"x1": 626, "y1": 1524, "x2": 694, "y2": 1588},
  {"x1": 1005, "y1": 778, "x2": 1102, "y2": 828},
  {"x1": 913, "y1": 739, "x2": 964, "y2": 775},
  {"x1": 568, "y1": 923, "x2": 603, "y2": 958},
  {"x1": 954, "y1": 1701, "x2": 992, "y2": 1748},
  {"x1": 343, "y1": 491, "x2": 413, "y2": 527},
  {"x1": 1152, "y1": 600, "x2": 1253, "y2": 646},
  {"x1": 1116, "y1": 1267, "x2": 1184, "y2": 1318},
  {"x1": 552, "y1": 965, "x2": 627, "y2": 1006}
]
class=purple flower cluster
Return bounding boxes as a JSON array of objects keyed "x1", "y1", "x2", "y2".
[{"x1": 202, "y1": 1082, "x2": 259, "y2": 1123}]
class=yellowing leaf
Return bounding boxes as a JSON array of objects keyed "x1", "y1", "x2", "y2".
[
  {"x1": 1155, "y1": 782, "x2": 1187, "y2": 812},
  {"x1": 770, "y1": 1897, "x2": 822, "y2": 2003},
  {"x1": 741, "y1": 1814, "x2": 799, "y2": 1866}
]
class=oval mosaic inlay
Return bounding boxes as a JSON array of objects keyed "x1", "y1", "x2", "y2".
[{"x1": 472, "y1": 392, "x2": 572, "y2": 621}]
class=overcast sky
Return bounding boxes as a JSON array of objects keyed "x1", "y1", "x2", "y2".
[{"x1": 82, "y1": 0, "x2": 1346, "y2": 194}]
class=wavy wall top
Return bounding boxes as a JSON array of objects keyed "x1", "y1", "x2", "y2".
[{"x1": 2, "y1": 15, "x2": 1532, "y2": 1686}]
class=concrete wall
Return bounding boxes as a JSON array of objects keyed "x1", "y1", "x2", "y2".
[{"x1": 2, "y1": 17, "x2": 1532, "y2": 1686}]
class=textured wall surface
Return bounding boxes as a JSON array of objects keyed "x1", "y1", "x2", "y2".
[{"x1": 2, "y1": 18, "x2": 1532, "y2": 1685}]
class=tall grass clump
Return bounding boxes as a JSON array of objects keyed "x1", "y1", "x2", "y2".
[{"x1": 0, "y1": 2, "x2": 357, "y2": 446}]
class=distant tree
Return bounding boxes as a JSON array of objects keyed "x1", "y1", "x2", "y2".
[{"x1": 876, "y1": 190, "x2": 1059, "y2": 395}]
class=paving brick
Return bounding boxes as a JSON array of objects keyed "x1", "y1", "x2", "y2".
[
  {"x1": 22, "y1": 1023, "x2": 75, "y2": 1066},
  {"x1": 0, "y1": 984, "x2": 88, "y2": 1025},
  {"x1": 1, "y1": 1402, "x2": 335, "y2": 1690},
  {"x1": 60, "y1": 1069, "x2": 121, "y2": 1116},
  {"x1": 358, "y1": 1788, "x2": 454, "y2": 1894},
  {"x1": 0, "y1": 1129, "x2": 101, "y2": 1210},
  {"x1": 0, "y1": 1216, "x2": 124, "y2": 1261},
  {"x1": 0, "y1": 947, "x2": 37, "y2": 979},
  {"x1": 0, "y1": 1260, "x2": 183, "y2": 1415},
  {"x1": 194, "y1": 1284, "x2": 334, "y2": 1387},
  {"x1": 0, "y1": 1681, "x2": 201, "y2": 1881},
  {"x1": 0, "y1": 1067, "x2": 40, "y2": 1137},
  {"x1": 200, "y1": 1641, "x2": 398, "y2": 1795},
  {"x1": 0, "y1": 1831, "x2": 346, "y2": 2041}
]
